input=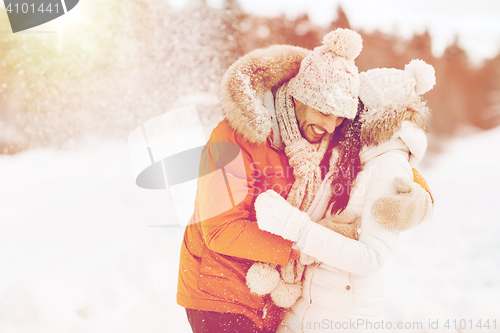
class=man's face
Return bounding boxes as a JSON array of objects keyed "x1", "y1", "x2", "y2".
[{"x1": 294, "y1": 98, "x2": 344, "y2": 143}]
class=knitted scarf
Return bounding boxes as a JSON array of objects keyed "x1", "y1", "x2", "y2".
[
  {"x1": 252, "y1": 82, "x2": 333, "y2": 309},
  {"x1": 274, "y1": 82, "x2": 331, "y2": 212}
]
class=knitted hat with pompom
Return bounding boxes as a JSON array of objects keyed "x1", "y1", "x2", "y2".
[
  {"x1": 358, "y1": 59, "x2": 436, "y2": 111},
  {"x1": 289, "y1": 28, "x2": 363, "y2": 119}
]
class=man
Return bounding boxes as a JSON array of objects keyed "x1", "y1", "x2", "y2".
[{"x1": 177, "y1": 29, "x2": 432, "y2": 333}]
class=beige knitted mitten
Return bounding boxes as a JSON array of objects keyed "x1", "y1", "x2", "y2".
[{"x1": 372, "y1": 176, "x2": 432, "y2": 231}]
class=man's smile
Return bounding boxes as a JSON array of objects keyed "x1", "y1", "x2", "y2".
[{"x1": 311, "y1": 125, "x2": 326, "y2": 136}]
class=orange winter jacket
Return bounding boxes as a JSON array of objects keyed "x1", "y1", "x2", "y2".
[
  {"x1": 177, "y1": 119, "x2": 296, "y2": 330},
  {"x1": 177, "y1": 44, "x2": 311, "y2": 331}
]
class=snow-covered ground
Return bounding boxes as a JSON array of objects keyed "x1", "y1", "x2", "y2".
[
  {"x1": 384, "y1": 128, "x2": 500, "y2": 332},
  {"x1": 0, "y1": 125, "x2": 499, "y2": 332}
]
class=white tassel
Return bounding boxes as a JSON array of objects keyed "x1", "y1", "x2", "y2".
[
  {"x1": 270, "y1": 280, "x2": 302, "y2": 308},
  {"x1": 246, "y1": 262, "x2": 280, "y2": 295}
]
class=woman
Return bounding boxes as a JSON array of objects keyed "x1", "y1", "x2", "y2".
[{"x1": 254, "y1": 59, "x2": 436, "y2": 332}]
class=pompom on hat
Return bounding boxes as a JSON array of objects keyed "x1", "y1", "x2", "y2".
[
  {"x1": 289, "y1": 28, "x2": 363, "y2": 119},
  {"x1": 358, "y1": 59, "x2": 436, "y2": 112}
]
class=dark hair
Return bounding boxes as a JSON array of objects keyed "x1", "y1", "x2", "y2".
[{"x1": 328, "y1": 99, "x2": 365, "y2": 215}]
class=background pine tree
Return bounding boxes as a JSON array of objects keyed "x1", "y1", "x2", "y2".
[{"x1": 1, "y1": 1, "x2": 499, "y2": 153}]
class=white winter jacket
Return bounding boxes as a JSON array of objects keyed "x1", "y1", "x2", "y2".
[{"x1": 278, "y1": 121, "x2": 427, "y2": 333}]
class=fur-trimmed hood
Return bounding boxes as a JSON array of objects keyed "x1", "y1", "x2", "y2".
[
  {"x1": 358, "y1": 97, "x2": 431, "y2": 167},
  {"x1": 220, "y1": 45, "x2": 310, "y2": 144},
  {"x1": 359, "y1": 97, "x2": 431, "y2": 147}
]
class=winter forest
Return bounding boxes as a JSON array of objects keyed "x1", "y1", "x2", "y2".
[
  {"x1": 1, "y1": 0, "x2": 500, "y2": 332},
  {"x1": 1, "y1": 0, "x2": 500, "y2": 153}
]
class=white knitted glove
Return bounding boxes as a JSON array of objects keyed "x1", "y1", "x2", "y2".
[
  {"x1": 255, "y1": 190, "x2": 311, "y2": 242},
  {"x1": 372, "y1": 176, "x2": 433, "y2": 231}
]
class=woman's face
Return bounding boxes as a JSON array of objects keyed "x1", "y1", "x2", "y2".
[{"x1": 294, "y1": 98, "x2": 344, "y2": 143}]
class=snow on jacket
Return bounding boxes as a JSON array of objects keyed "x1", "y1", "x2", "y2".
[
  {"x1": 279, "y1": 118, "x2": 429, "y2": 332},
  {"x1": 177, "y1": 45, "x2": 311, "y2": 330}
]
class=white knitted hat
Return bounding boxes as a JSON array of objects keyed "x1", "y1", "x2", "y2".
[
  {"x1": 289, "y1": 28, "x2": 363, "y2": 119},
  {"x1": 359, "y1": 59, "x2": 436, "y2": 111}
]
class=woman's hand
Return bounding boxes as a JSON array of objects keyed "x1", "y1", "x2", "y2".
[{"x1": 254, "y1": 190, "x2": 310, "y2": 242}]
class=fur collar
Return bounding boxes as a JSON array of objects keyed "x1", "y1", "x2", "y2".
[
  {"x1": 220, "y1": 45, "x2": 310, "y2": 144},
  {"x1": 359, "y1": 97, "x2": 431, "y2": 146}
]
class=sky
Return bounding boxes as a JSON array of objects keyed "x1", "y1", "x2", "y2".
[{"x1": 170, "y1": 0, "x2": 500, "y2": 66}]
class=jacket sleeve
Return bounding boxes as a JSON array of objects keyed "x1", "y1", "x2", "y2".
[
  {"x1": 413, "y1": 168, "x2": 433, "y2": 203},
  {"x1": 296, "y1": 150, "x2": 411, "y2": 275},
  {"x1": 193, "y1": 120, "x2": 293, "y2": 266}
]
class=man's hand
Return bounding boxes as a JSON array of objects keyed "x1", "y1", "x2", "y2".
[
  {"x1": 255, "y1": 190, "x2": 310, "y2": 242},
  {"x1": 372, "y1": 176, "x2": 432, "y2": 231},
  {"x1": 317, "y1": 214, "x2": 361, "y2": 240}
]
